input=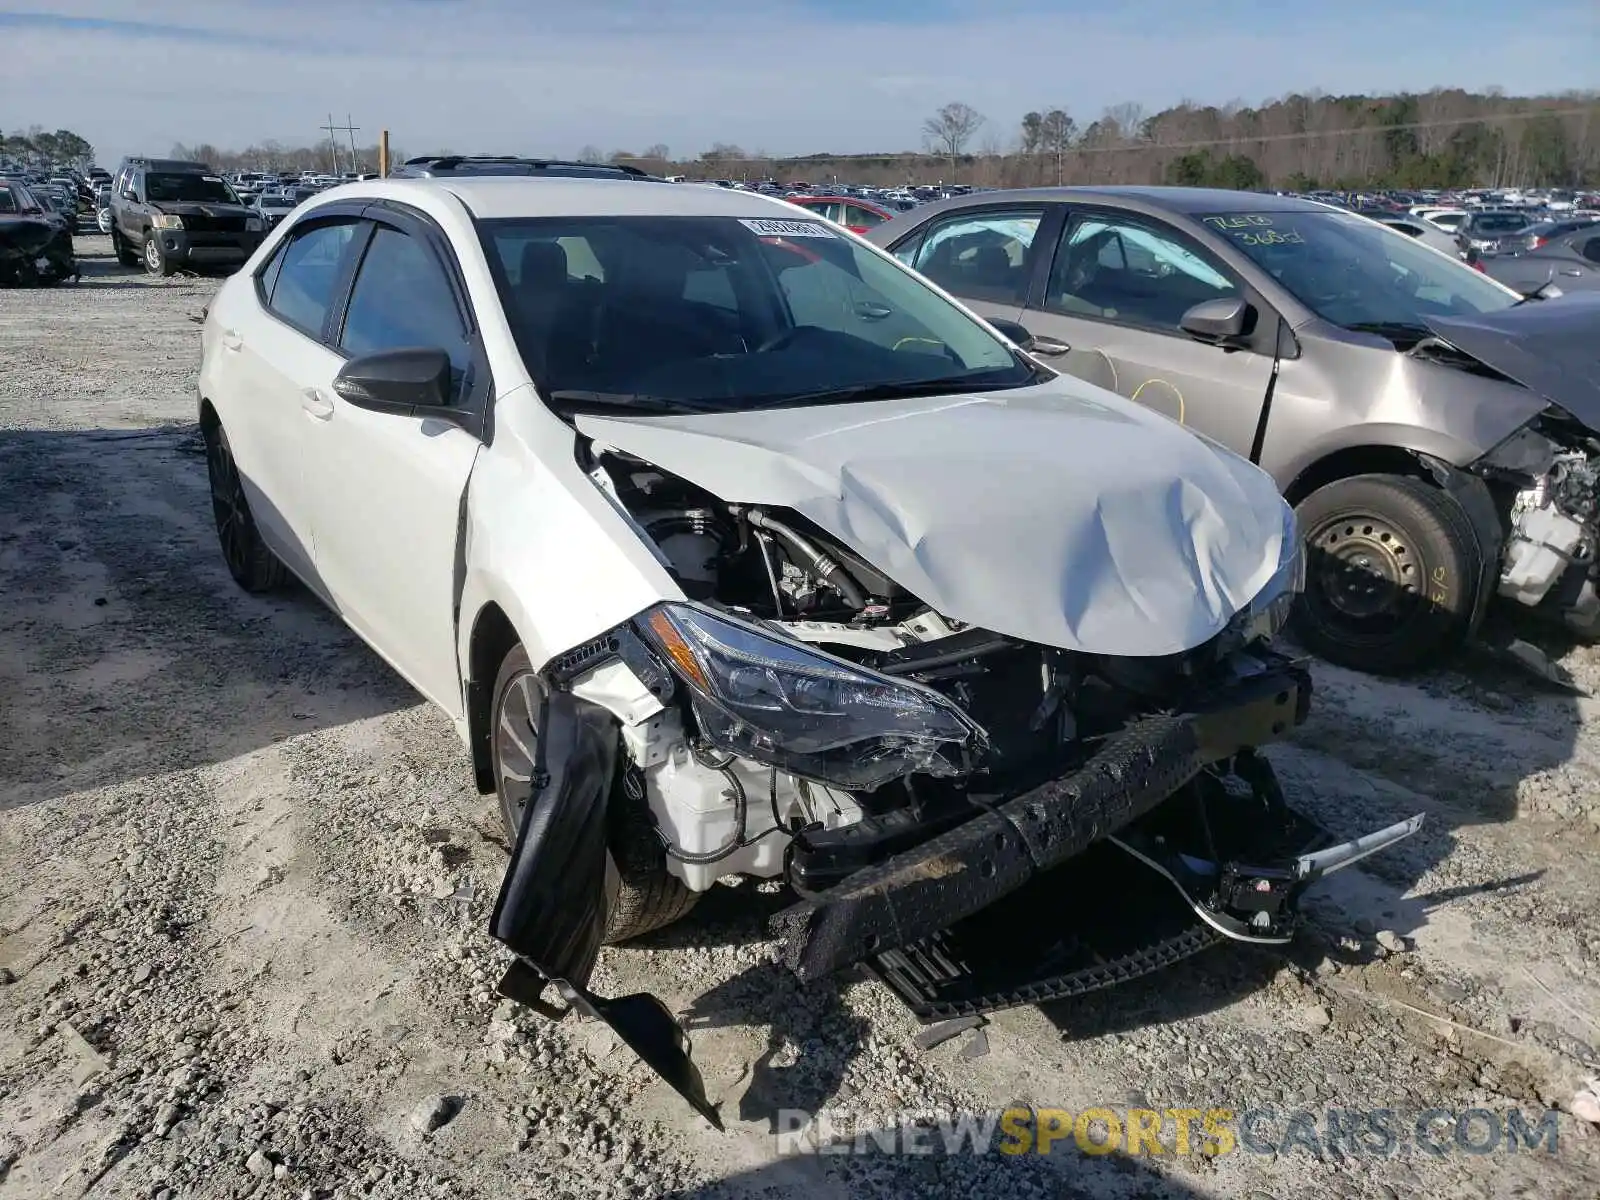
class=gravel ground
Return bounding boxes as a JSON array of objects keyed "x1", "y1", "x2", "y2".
[{"x1": 4, "y1": 239, "x2": 1600, "y2": 1199}]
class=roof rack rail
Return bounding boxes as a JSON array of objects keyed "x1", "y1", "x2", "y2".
[{"x1": 397, "y1": 155, "x2": 654, "y2": 179}]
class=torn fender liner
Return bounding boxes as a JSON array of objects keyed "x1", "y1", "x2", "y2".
[
  {"x1": 772, "y1": 664, "x2": 1309, "y2": 983},
  {"x1": 489, "y1": 691, "x2": 617, "y2": 983},
  {"x1": 489, "y1": 692, "x2": 721, "y2": 1129}
]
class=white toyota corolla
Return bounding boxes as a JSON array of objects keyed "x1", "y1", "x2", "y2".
[{"x1": 197, "y1": 175, "x2": 1420, "y2": 1123}]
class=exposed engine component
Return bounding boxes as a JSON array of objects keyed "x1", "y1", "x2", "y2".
[
  {"x1": 1499, "y1": 450, "x2": 1600, "y2": 608},
  {"x1": 637, "y1": 508, "x2": 735, "y2": 600}
]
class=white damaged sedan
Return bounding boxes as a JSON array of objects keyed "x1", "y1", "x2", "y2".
[{"x1": 197, "y1": 176, "x2": 1421, "y2": 1124}]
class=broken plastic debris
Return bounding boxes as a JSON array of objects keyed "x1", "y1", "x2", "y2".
[{"x1": 912, "y1": 1015, "x2": 987, "y2": 1052}]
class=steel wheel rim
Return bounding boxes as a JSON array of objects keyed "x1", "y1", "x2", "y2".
[
  {"x1": 1308, "y1": 510, "x2": 1420, "y2": 626},
  {"x1": 207, "y1": 432, "x2": 250, "y2": 577},
  {"x1": 494, "y1": 671, "x2": 541, "y2": 837},
  {"x1": 145, "y1": 239, "x2": 160, "y2": 272}
]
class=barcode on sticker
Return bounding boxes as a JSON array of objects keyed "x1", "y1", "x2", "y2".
[{"x1": 739, "y1": 218, "x2": 837, "y2": 239}]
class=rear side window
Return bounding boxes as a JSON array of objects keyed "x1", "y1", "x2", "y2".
[
  {"x1": 909, "y1": 209, "x2": 1045, "y2": 305},
  {"x1": 266, "y1": 221, "x2": 359, "y2": 336},
  {"x1": 338, "y1": 224, "x2": 473, "y2": 392}
]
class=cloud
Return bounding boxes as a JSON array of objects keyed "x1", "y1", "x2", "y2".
[{"x1": 3, "y1": 0, "x2": 1596, "y2": 167}]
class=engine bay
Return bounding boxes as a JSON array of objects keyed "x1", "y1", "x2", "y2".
[{"x1": 578, "y1": 442, "x2": 1298, "y2": 894}]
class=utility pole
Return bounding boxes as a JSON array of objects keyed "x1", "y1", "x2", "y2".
[
  {"x1": 322, "y1": 115, "x2": 342, "y2": 174},
  {"x1": 344, "y1": 114, "x2": 361, "y2": 172}
]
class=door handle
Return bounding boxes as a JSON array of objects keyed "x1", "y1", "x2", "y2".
[
  {"x1": 1027, "y1": 334, "x2": 1073, "y2": 356},
  {"x1": 221, "y1": 330, "x2": 243, "y2": 352},
  {"x1": 1559, "y1": 268, "x2": 1582, "y2": 276},
  {"x1": 301, "y1": 388, "x2": 335, "y2": 421}
]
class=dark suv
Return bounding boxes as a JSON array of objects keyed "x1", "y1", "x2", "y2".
[
  {"x1": 110, "y1": 158, "x2": 265, "y2": 276},
  {"x1": 388, "y1": 155, "x2": 663, "y2": 181}
]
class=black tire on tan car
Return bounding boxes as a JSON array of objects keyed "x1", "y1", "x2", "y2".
[
  {"x1": 1291, "y1": 473, "x2": 1480, "y2": 674},
  {"x1": 202, "y1": 420, "x2": 289, "y2": 593},
  {"x1": 111, "y1": 226, "x2": 139, "y2": 267},
  {"x1": 491, "y1": 643, "x2": 698, "y2": 944}
]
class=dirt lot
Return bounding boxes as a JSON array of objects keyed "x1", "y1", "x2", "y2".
[{"x1": 4, "y1": 239, "x2": 1600, "y2": 1200}]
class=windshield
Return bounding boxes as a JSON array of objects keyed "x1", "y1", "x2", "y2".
[
  {"x1": 1203, "y1": 210, "x2": 1517, "y2": 330},
  {"x1": 0, "y1": 185, "x2": 20, "y2": 213},
  {"x1": 145, "y1": 172, "x2": 240, "y2": 204},
  {"x1": 478, "y1": 214, "x2": 1036, "y2": 412}
]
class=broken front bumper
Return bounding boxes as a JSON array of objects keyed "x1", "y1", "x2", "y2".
[{"x1": 770, "y1": 657, "x2": 1315, "y2": 984}]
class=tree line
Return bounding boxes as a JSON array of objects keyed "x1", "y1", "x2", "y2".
[
  {"x1": 0, "y1": 127, "x2": 95, "y2": 170},
  {"x1": 685, "y1": 88, "x2": 1600, "y2": 190},
  {"x1": 13, "y1": 87, "x2": 1597, "y2": 192}
]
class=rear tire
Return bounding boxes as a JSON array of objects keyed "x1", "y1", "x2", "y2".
[
  {"x1": 111, "y1": 226, "x2": 139, "y2": 267},
  {"x1": 202, "y1": 420, "x2": 288, "y2": 593},
  {"x1": 491, "y1": 644, "x2": 698, "y2": 944},
  {"x1": 1291, "y1": 473, "x2": 1479, "y2": 673}
]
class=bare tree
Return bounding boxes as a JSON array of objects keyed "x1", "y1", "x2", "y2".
[
  {"x1": 576, "y1": 144, "x2": 604, "y2": 164},
  {"x1": 923, "y1": 102, "x2": 985, "y2": 176},
  {"x1": 642, "y1": 143, "x2": 671, "y2": 161}
]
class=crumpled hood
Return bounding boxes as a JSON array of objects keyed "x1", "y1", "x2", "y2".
[
  {"x1": 1422, "y1": 294, "x2": 1600, "y2": 431},
  {"x1": 154, "y1": 202, "x2": 251, "y2": 219},
  {"x1": 576, "y1": 382, "x2": 1291, "y2": 656}
]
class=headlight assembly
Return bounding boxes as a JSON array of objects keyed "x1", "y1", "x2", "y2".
[
  {"x1": 245, "y1": 217, "x2": 265, "y2": 232},
  {"x1": 1226, "y1": 502, "x2": 1303, "y2": 648},
  {"x1": 637, "y1": 603, "x2": 983, "y2": 790},
  {"x1": 151, "y1": 214, "x2": 184, "y2": 230}
]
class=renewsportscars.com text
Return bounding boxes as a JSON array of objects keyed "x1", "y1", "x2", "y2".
[{"x1": 774, "y1": 1105, "x2": 1562, "y2": 1158}]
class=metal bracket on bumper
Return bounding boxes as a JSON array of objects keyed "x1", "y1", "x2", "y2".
[{"x1": 770, "y1": 662, "x2": 1311, "y2": 984}]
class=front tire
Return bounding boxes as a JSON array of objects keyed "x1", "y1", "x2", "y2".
[
  {"x1": 491, "y1": 643, "x2": 698, "y2": 943},
  {"x1": 1291, "y1": 473, "x2": 1479, "y2": 673},
  {"x1": 203, "y1": 421, "x2": 288, "y2": 593},
  {"x1": 144, "y1": 233, "x2": 175, "y2": 277}
]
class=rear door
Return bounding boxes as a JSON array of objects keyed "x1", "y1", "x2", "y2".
[
  {"x1": 216, "y1": 212, "x2": 367, "y2": 583},
  {"x1": 299, "y1": 205, "x2": 489, "y2": 716},
  {"x1": 1018, "y1": 206, "x2": 1279, "y2": 458},
  {"x1": 885, "y1": 203, "x2": 1059, "y2": 327}
]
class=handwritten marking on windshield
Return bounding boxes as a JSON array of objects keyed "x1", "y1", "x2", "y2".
[{"x1": 1204, "y1": 216, "x2": 1305, "y2": 247}]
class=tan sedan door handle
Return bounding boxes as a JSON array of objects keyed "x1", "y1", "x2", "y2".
[
  {"x1": 301, "y1": 388, "x2": 335, "y2": 421},
  {"x1": 1029, "y1": 334, "x2": 1073, "y2": 356}
]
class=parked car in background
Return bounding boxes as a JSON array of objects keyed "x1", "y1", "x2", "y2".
[
  {"x1": 0, "y1": 176, "x2": 79, "y2": 284},
  {"x1": 1455, "y1": 209, "x2": 1537, "y2": 257},
  {"x1": 251, "y1": 190, "x2": 299, "y2": 229},
  {"x1": 1472, "y1": 222, "x2": 1600, "y2": 294},
  {"x1": 110, "y1": 160, "x2": 265, "y2": 276},
  {"x1": 869, "y1": 186, "x2": 1600, "y2": 672},
  {"x1": 783, "y1": 193, "x2": 897, "y2": 233},
  {"x1": 1370, "y1": 213, "x2": 1462, "y2": 257},
  {"x1": 1505, "y1": 215, "x2": 1600, "y2": 255}
]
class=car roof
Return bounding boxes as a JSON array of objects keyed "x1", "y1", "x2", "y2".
[
  {"x1": 351, "y1": 176, "x2": 813, "y2": 221},
  {"x1": 907, "y1": 185, "x2": 1333, "y2": 220}
]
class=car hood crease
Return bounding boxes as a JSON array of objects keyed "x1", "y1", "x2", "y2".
[
  {"x1": 575, "y1": 386, "x2": 1288, "y2": 656},
  {"x1": 1421, "y1": 294, "x2": 1600, "y2": 431}
]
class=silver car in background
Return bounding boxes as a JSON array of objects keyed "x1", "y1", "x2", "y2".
[{"x1": 869, "y1": 187, "x2": 1600, "y2": 674}]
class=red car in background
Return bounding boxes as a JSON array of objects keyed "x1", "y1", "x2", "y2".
[{"x1": 785, "y1": 194, "x2": 896, "y2": 234}]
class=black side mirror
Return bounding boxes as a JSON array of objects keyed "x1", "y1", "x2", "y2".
[
  {"x1": 1180, "y1": 297, "x2": 1253, "y2": 345},
  {"x1": 333, "y1": 348, "x2": 460, "y2": 419},
  {"x1": 987, "y1": 317, "x2": 1035, "y2": 351}
]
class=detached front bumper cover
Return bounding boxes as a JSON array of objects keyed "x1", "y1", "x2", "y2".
[{"x1": 770, "y1": 660, "x2": 1313, "y2": 982}]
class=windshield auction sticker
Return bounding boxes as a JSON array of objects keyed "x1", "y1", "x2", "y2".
[{"x1": 739, "y1": 217, "x2": 838, "y2": 238}]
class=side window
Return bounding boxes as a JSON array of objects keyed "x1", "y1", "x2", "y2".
[
  {"x1": 1044, "y1": 214, "x2": 1240, "y2": 330},
  {"x1": 847, "y1": 205, "x2": 887, "y2": 229},
  {"x1": 1582, "y1": 237, "x2": 1600, "y2": 265},
  {"x1": 267, "y1": 221, "x2": 359, "y2": 336},
  {"x1": 339, "y1": 224, "x2": 473, "y2": 395},
  {"x1": 256, "y1": 239, "x2": 288, "y2": 305},
  {"x1": 910, "y1": 209, "x2": 1044, "y2": 305}
]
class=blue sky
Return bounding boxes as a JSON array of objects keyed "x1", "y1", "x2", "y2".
[{"x1": 2, "y1": 1, "x2": 1596, "y2": 167}]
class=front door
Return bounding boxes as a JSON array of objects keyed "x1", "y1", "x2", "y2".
[
  {"x1": 299, "y1": 210, "x2": 488, "y2": 717},
  {"x1": 1019, "y1": 208, "x2": 1278, "y2": 459}
]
